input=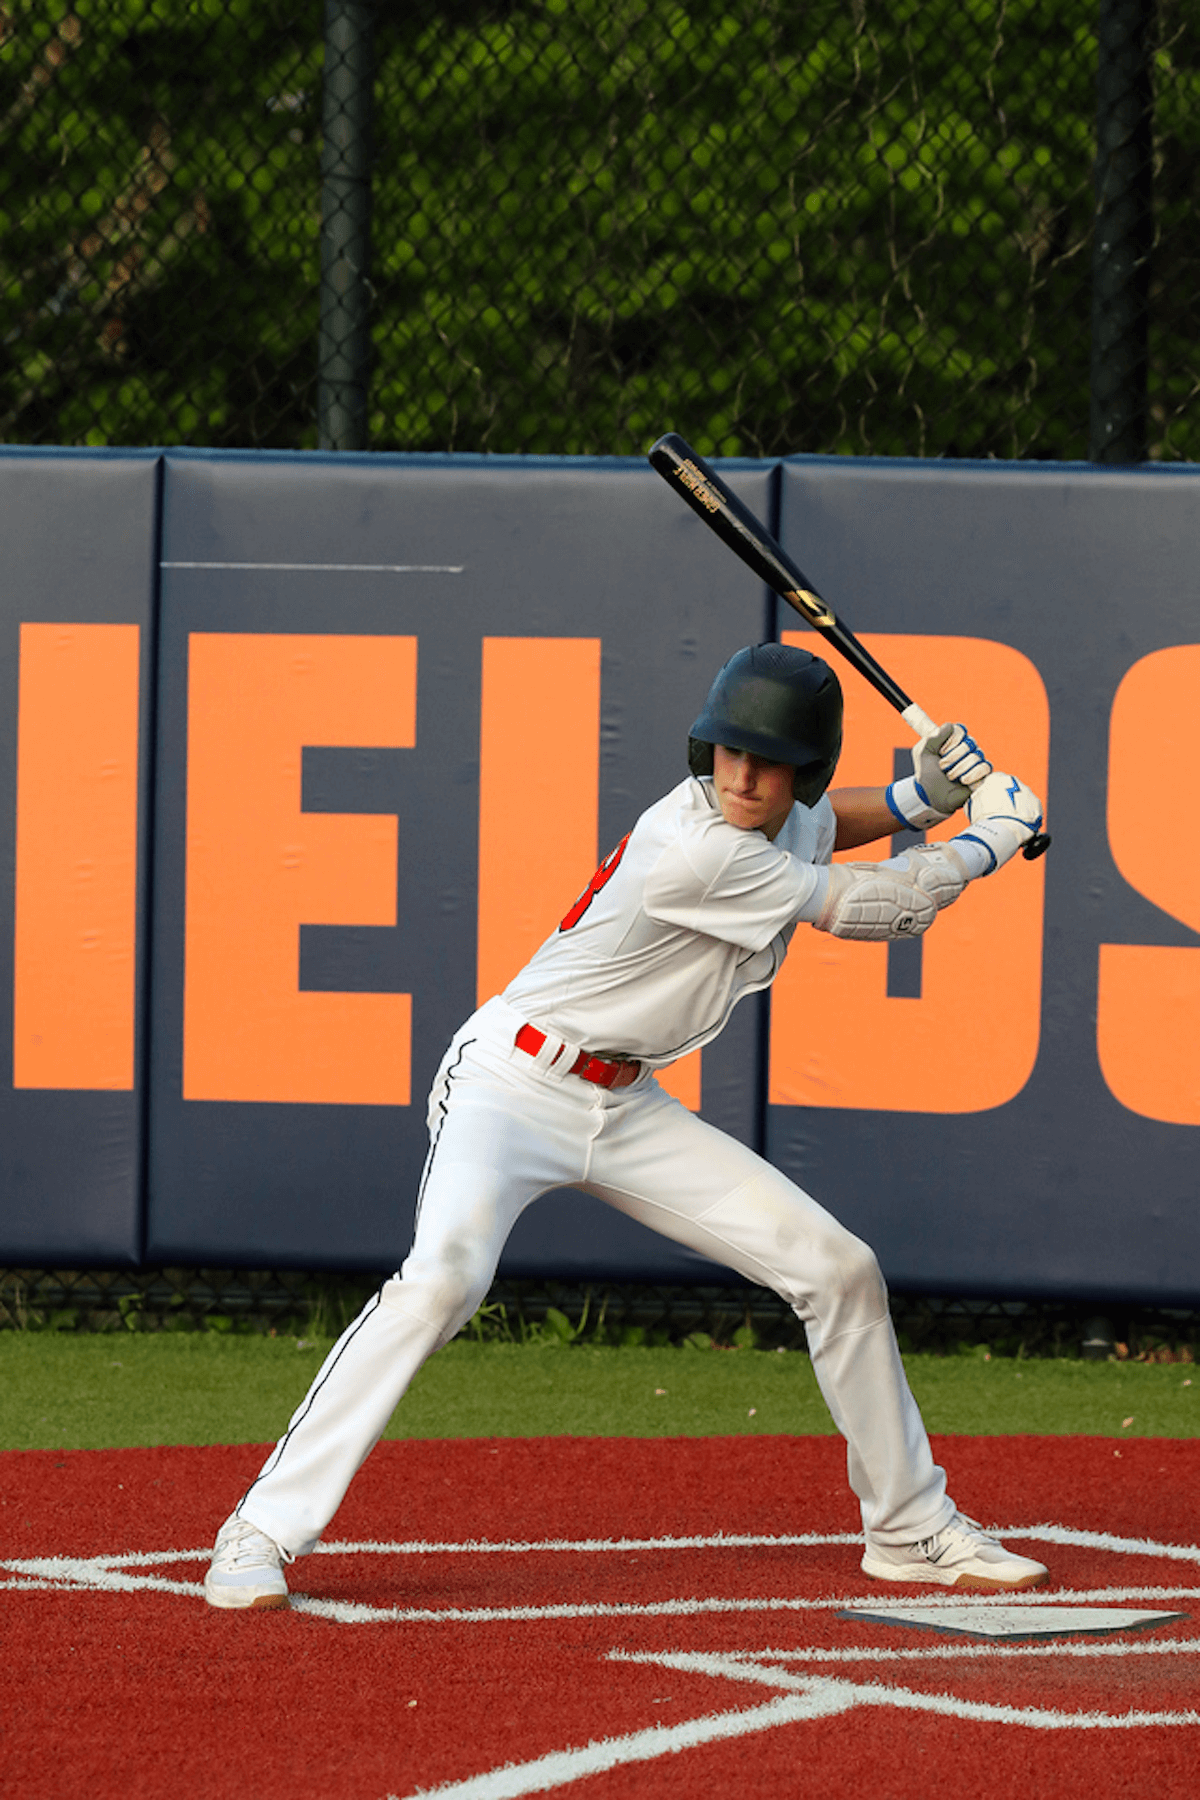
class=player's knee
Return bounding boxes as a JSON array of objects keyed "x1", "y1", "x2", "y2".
[
  {"x1": 834, "y1": 1231, "x2": 888, "y2": 1314},
  {"x1": 397, "y1": 1238, "x2": 494, "y2": 1330},
  {"x1": 791, "y1": 1219, "x2": 886, "y2": 1315}
]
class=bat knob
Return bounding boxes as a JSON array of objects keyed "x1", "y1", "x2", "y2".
[{"x1": 1022, "y1": 832, "x2": 1051, "y2": 861}]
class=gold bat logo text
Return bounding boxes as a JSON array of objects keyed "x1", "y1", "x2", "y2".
[
  {"x1": 677, "y1": 460, "x2": 722, "y2": 514},
  {"x1": 788, "y1": 587, "x2": 836, "y2": 629}
]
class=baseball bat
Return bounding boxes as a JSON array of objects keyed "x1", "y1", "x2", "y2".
[{"x1": 648, "y1": 432, "x2": 1050, "y2": 860}]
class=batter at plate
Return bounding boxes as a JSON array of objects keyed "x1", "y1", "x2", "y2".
[{"x1": 203, "y1": 642, "x2": 1048, "y2": 1610}]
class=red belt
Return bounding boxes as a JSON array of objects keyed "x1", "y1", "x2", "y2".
[{"x1": 514, "y1": 1023, "x2": 642, "y2": 1090}]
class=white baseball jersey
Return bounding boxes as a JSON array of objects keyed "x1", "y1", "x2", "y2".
[{"x1": 502, "y1": 776, "x2": 837, "y2": 1064}]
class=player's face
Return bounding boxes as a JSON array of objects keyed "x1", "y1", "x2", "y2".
[{"x1": 711, "y1": 745, "x2": 795, "y2": 841}]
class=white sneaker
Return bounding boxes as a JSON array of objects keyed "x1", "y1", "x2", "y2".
[
  {"x1": 861, "y1": 1511, "x2": 1049, "y2": 1592},
  {"x1": 204, "y1": 1515, "x2": 293, "y2": 1610}
]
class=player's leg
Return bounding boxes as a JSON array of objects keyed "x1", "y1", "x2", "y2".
[
  {"x1": 206, "y1": 1022, "x2": 575, "y2": 1606},
  {"x1": 587, "y1": 1083, "x2": 944, "y2": 1539},
  {"x1": 206, "y1": 1179, "x2": 520, "y2": 1607},
  {"x1": 587, "y1": 1081, "x2": 1046, "y2": 1589},
  {"x1": 202, "y1": 1272, "x2": 454, "y2": 1609}
]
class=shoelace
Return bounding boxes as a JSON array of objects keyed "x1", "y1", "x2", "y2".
[
  {"x1": 218, "y1": 1521, "x2": 293, "y2": 1568},
  {"x1": 914, "y1": 1514, "x2": 996, "y2": 1560},
  {"x1": 953, "y1": 1513, "x2": 997, "y2": 1543}
]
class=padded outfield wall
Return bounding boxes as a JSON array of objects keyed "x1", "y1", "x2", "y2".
[{"x1": 1, "y1": 446, "x2": 1197, "y2": 1304}]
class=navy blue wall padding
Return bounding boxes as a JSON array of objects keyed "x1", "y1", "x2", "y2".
[
  {"x1": 769, "y1": 458, "x2": 1200, "y2": 1304},
  {"x1": 2, "y1": 445, "x2": 1199, "y2": 1301},
  {"x1": 0, "y1": 451, "x2": 160, "y2": 1264}
]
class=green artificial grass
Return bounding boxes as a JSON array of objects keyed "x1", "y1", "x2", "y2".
[{"x1": 0, "y1": 1333, "x2": 1196, "y2": 1452}]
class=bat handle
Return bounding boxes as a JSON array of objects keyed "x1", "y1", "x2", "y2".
[{"x1": 901, "y1": 702, "x2": 939, "y2": 741}]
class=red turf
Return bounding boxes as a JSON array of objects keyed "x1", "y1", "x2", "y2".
[{"x1": 3, "y1": 1436, "x2": 1198, "y2": 1799}]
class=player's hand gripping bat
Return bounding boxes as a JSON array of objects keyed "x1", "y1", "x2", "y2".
[{"x1": 648, "y1": 432, "x2": 1050, "y2": 860}]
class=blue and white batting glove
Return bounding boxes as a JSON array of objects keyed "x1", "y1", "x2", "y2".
[{"x1": 954, "y1": 771, "x2": 1044, "y2": 875}]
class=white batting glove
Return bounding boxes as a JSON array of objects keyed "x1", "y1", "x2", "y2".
[
  {"x1": 887, "y1": 723, "x2": 992, "y2": 830},
  {"x1": 955, "y1": 771, "x2": 1044, "y2": 875},
  {"x1": 937, "y1": 723, "x2": 992, "y2": 789}
]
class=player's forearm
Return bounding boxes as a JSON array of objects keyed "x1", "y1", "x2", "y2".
[
  {"x1": 830, "y1": 723, "x2": 997, "y2": 852},
  {"x1": 829, "y1": 787, "x2": 903, "y2": 851}
]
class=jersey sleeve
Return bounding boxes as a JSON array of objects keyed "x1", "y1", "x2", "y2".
[
  {"x1": 643, "y1": 820, "x2": 827, "y2": 952},
  {"x1": 816, "y1": 796, "x2": 838, "y2": 864}
]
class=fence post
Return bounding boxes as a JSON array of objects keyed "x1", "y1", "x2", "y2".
[
  {"x1": 1089, "y1": 0, "x2": 1155, "y2": 464},
  {"x1": 319, "y1": 0, "x2": 376, "y2": 452}
]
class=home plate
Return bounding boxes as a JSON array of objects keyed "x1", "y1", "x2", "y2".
[{"x1": 838, "y1": 1606, "x2": 1191, "y2": 1641}]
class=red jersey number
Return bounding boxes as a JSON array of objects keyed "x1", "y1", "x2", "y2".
[{"x1": 559, "y1": 834, "x2": 631, "y2": 932}]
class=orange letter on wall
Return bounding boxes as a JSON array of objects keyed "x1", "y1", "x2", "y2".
[
  {"x1": 769, "y1": 634, "x2": 1049, "y2": 1114},
  {"x1": 1098, "y1": 646, "x2": 1200, "y2": 1123},
  {"x1": 477, "y1": 637, "x2": 602, "y2": 1000},
  {"x1": 475, "y1": 637, "x2": 699, "y2": 1108},
  {"x1": 183, "y1": 633, "x2": 416, "y2": 1105},
  {"x1": 13, "y1": 622, "x2": 140, "y2": 1090}
]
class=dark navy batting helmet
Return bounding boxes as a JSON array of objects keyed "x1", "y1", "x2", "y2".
[{"x1": 687, "y1": 643, "x2": 843, "y2": 807}]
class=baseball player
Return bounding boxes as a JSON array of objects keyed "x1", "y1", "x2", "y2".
[{"x1": 205, "y1": 642, "x2": 1049, "y2": 1609}]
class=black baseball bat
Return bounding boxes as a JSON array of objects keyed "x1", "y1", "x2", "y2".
[{"x1": 648, "y1": 432, "x2": 1049, "y2": 861}]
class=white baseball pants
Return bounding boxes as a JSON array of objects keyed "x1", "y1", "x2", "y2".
[{"x1": 237, "y1": 996, "x2": 952, "y2": 1556}]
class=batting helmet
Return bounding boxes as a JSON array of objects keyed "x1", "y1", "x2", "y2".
[{"x1": 688, "y1": 643, "x2": 843, "y2": 808}]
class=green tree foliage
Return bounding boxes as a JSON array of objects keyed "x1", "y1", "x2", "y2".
[
  {"x1": 1147, "y1": 1, "x2": 1200, "y2": 459},
  {"x1": 369, "y1": 0, "x2": 1100, "y2": 457},
  {"x1": 1, "y1": 0, "x2": 1197, "y2": 458},
  {"x1": 1, "y1": 0, "x2": 323, "y2": 447}
]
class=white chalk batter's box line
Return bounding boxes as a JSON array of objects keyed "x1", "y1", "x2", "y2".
[
  {"x1": 7, "y1": 1529, "x2": 1199, "y2": 1797},
  {"x1": 3, "y1": 1526, "x2": 1200, "y2": 1625},
  {"x1": 387, "y1": 1639, "x2": 1200, "y2": 1800}
]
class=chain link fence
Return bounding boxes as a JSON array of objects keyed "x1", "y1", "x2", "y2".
[
  {"x1": 2, "y1": 1267, "x2": 1197, "y2": 1361},
  {"x1": 3, "y1": 0, "x2": 1197, "y2": 460}
]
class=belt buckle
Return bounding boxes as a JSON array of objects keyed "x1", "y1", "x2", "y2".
[
  {"x1": 569, "y1": 1050, "x2": 606, "y2": 1086},
  {"x1": 577, "y1": 1052, "x2": 638, "y2": 1089}
]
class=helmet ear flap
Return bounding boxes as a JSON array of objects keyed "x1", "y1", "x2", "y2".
[
  {"x1": 687, "y1": 736, "x2": 715, "y2": 779},
  {"x1": 792, "y1": 729, "x2": 842, "y2": 805}
]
